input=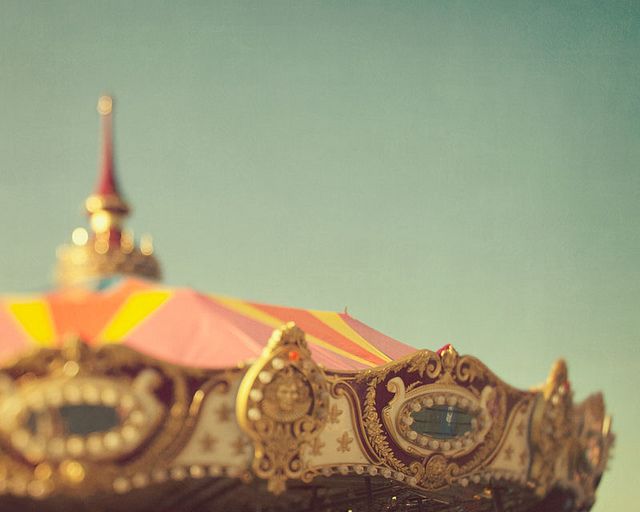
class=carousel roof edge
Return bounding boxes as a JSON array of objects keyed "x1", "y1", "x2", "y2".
[
  {"x1": 0, "y1": 324, "x2": 575, "y2": 391},
  {"x1": 0, "y1": 277, "x2": 416, "y2": 370}
]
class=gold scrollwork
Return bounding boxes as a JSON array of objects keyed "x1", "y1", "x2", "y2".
[
  {"x1": 529, "y1": 359, "x2": 574, "y2": 496},
  {"x1": 358, "y1": 345, "x2": 510, "y2": 490},
  {"x1": 386, "y1": 377, "x2": 495, "y2": 458},
  {"x1": 0, "y1": 337, "x2": 229, "y2": 499},
  {"x1": 570, "y1": 392, "x2": 613, "y2": 507},
  {"x1": 236, "y1": 322, "x2": 329, "y2": 495}
]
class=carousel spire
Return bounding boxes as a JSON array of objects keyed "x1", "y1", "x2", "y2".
[
  {"x1": 95, "y1": 95, "x2": 121, "y2": 197},
  {"x1": 54, "y1": 95, "x2": 161, "y2": 287},
  {"x1": 85, "y1": 95, "x2": 130, "y2": 240}
]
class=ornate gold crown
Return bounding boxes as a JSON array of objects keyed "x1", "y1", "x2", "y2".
[
  {"x1": 0, "y1": 325, "x2": 612, "y2": 511},
  {"x1": 54, "y1": 96, "x2": 161, "y2": 287}
]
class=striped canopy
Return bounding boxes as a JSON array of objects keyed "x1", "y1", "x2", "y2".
[{"x1": 0, "y1": 278, "x2": 415, "y2": 370}]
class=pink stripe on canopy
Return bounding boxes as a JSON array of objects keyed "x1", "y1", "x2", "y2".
[
  {"x1": 124, "y1": 289, "x2": 270, "y2": 368},
  {"x1": 0, "y1": 304, "x2": 30, "y2": 362},
  {"x1": 124, "y1": 289, "x2": 367, "y2": 370}
]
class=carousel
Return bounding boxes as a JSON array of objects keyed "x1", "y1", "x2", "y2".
[{"x1": 0, "y1": 97, "x2": 612, "y2": 512}]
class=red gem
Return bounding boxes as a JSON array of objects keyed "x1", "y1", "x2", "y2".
[
  {"x1": 437, "y1": 343, "x2": 452, "y2": 355},
  {"x1": 288, "y1": 350, "x2": 300, "y2": 362}
]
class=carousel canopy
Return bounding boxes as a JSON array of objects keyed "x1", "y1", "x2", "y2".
[
  {"x1": 0, "y1": 276, "x2": 415, "y2": 371},
  {"x1": 0, "y1": 95, "x2": 413, "y2": 372}
]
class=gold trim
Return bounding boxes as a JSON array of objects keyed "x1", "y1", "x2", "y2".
[
  {"x1": 353, "y1": 345, "x2": 512, "y2": 490},
  {"x1": 0, "y1": 337, "x2": 612, "y2": 508},
  {"x1": 0, "y1": 338, "x2": 216, "y2": 499},
  {"x1": 236, "y1": 323, "x2": 329, "y2": 494}
]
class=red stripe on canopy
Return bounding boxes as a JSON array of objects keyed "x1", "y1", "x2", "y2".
[{"x1": 341, "y1": 314, "x2": 415, "y2": 361}]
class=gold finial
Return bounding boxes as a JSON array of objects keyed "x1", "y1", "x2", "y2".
[
  {"x1": 71, "y1": 228, "x2": 88, "y2": 246},
  {"x1": 140, "y1": 234, "x2": 154, "y2": 256},
  {"x1": 54, "y1": 95, "x2": 162, "y2": 287},
  {"x1": 97, "y1": 95, "x2": 113, "y2": 115},
  {"x1": 121, "y1": 230, "x2": 134, "y2": 254}
]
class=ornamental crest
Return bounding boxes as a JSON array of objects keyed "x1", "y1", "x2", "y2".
[
  {"x1": 236, "y1": 322, "x2": 329, "y2": 494},
  {"x1": 353, "y1": 344, "x2": 512, "y2": 490}
]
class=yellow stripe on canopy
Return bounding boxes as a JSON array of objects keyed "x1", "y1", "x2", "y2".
[
  {"x1": 309, "y1": 311, "x2": 392, "y2": 363},
  {"x1": 100, "y1": 290, "x2": 172, "y2": 343},
  {"x1": 7, "y1": 300, "x2": 55, "y2": 346},
  {"x1": 212, "y1": 295, "x2": 283, "y2": 329},
  {"x1": 211, "y1": 295, "x2": 376, "y2": 367}
]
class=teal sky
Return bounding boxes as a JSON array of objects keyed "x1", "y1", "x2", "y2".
[{"x1": 0, "y1": 1, "x2": 638, "y2": 509}]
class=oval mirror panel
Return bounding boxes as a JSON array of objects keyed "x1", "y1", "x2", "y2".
[
  {"x1": 410, "y1": 405, "x2": 473, "y2": 439},
  {"x1": 26, "y1": 405, "x2": 121, "y2": 437},
  {"x1": 59, "y1": 405, "x2": 121, "y2": 435}
]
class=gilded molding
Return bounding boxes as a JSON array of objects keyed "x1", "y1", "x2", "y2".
[
  {"x1": 0, "y1": 339, "x2": 229, "y2": 499},
  {"x1": 0, "y1": 335, "x2": 612, "y2": 511},
  {"x1": 55, "y1": 242, "x2": 161, "y2": 287},
  {"x1": 350, "y1": 344, "x2": 513, "y2": 490},
  {"x1": 236, "y1": 322, "x2": 330, "y2": 494},
  {"x1": 529, "y1": 360, "x2": 613, "y2": 508}
]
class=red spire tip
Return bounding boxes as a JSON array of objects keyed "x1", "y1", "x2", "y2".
[{"x1": 95, "y1": 95, "x2": 120, "y2": 197}]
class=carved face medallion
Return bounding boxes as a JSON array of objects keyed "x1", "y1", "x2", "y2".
[
  {"x1": 237, "y1": 323, "x2": 330, "y2": 495},
  {"x1": 262, "y1": 368, "x2": 312, "y2": 422}
]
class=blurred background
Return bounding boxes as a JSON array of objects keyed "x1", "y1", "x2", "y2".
[{"x1": 0, "y1": 1, "x2": 637, "y2": 509}]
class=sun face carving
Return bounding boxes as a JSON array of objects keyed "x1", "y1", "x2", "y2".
[{"x1": 262, "y1": 368, "x2": 312, "y2": 422}]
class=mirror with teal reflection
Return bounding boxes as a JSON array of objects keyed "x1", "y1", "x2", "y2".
[
  {"x1": 26, "y1": 405, "x2": 121, "y2": 437},
  {"x1": 410, "y1": 405, "x2": 473, "y2": 439}
]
